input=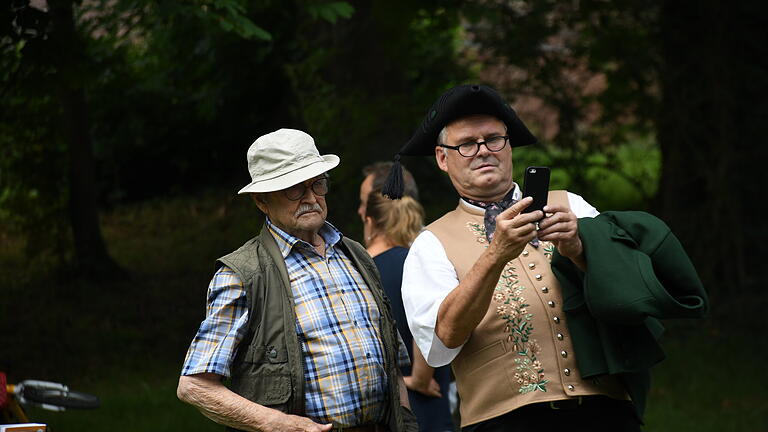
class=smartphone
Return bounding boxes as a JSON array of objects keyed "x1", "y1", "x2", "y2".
[{"x1": 522, "y1": 166, "x2": 550, "y2": 215}]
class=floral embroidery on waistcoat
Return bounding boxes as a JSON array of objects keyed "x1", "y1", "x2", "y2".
[
  {"x1": 467, "y1": 222, "x2": 487, "y2": 243},
  {"x1": 467, "y1": 221, "x2": 549, "y2": 393}
]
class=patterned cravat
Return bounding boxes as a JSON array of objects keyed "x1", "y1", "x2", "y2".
[{"x1": 462, "y1": 186, "x2": 539, "y2": 247}]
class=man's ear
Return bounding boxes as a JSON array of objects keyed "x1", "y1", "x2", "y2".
[
  {"x1": 251, "y1": 193, "x2": 270, "y2": 215},
  {"x1": 435, "y1": 146, "x2": 449, "y2": 173}
]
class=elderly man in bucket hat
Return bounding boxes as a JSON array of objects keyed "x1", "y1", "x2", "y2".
[
  {"x1": 381, "y1": 85, "x2": 707, "y2": 431},
  {"x1": 178, "y1": 129, "x2": 419, "y2": 432}
]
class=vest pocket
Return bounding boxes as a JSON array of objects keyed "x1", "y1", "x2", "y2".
[
  {"x1": 462, "y1": 340, "x2": 507, "y2": 373},
  {"x1": 237, "y1": 345, "x2": 292, "y2": 406},
  {"x1": 250, "y1": 373, "x2": 292, "y2": 405}
]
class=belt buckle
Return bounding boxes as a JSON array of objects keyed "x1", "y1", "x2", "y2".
[{"x1": 549, "y1": 396, "x2": 583, "y2": 410}]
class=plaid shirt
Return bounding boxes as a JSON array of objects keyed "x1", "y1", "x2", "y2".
[{"x1": 182, "y1": 218, "x2": 409, "y2": 427}]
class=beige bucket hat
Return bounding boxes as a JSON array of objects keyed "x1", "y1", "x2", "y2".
[{"x1": 237, "y1": 128, "x2": 340, "y2": 194}]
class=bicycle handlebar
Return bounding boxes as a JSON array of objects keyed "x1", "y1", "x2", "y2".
[{"x1": 7, "y1": 379, "x2": 100, "y2": 411}]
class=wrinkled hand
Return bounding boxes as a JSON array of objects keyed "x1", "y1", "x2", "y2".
[
  {"x1": 404, "y1": 375, "x2": 442, "y2": 398},
  {"x1": 262, "y1": 412, "x2": 333, "y2": 432},
  {"x1": 489, "y1": 197, "x2": 542, "y2": 263},
  {"x1": 538, "y1": 204, "x2": 583, "y2": 262}
]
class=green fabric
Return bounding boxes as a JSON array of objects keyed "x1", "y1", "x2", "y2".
[
  {"x1": 218, "y1": 224, "x2": 414, "y2": 431},
  {"x1": 551, "y1": 211, "x2": 708, "y2": 421}
]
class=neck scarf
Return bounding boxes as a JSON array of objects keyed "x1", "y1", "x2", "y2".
[{"x1": 462, "y1": 186, "x2": 539, "y2": 247}]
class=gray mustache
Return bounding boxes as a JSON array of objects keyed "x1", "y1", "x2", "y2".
[
  {"x1": 295, "y1": 203, "x2": 323, "y2": 217},
  {"x1": 470, "y1": 156, "x2": 498, "y2": 169}
]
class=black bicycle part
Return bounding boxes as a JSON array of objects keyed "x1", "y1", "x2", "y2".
[{"x1": 22, "y1": 386, "x2": 100, "y2": 409}]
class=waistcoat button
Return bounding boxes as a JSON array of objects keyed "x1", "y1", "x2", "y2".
[
  {"x1": 528, "y1": 263, "x2": 535, "y2": 269},
  {"x1": 564, "y1": 368, "x2": 571, "y2": 376},
  {"x1": 535, "y1": 274, "x2": 543, "y2": 281},
  {"x1": 548, "y1": 301, "x2": 555, "y2": 307},
  {"x1": 567, "y1": 385, "x2": 575, "y2": 391},
  {"x1": 557, "y1": 333, "x2": 564, "y2": 340},
  {"x1": 561, "y1": 350, "x2": 568, "y2": 358},
  {"x1": 553, "y1": 316, "x2": 560, "y2": 324},
  {"x1": 541, "y1": 286, "x2": 549, "y2": 293}
]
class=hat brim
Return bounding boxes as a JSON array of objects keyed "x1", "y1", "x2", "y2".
[
  {"x1": 400, "y1": 84, "x2": 537, "y2": 156},
  {"x1": 237, "y1": 155, "x2": 340, "y2": 194}
]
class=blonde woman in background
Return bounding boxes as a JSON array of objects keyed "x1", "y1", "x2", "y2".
[{"x1": 359, "y1": 163, "x2": 456, "y2": 432}]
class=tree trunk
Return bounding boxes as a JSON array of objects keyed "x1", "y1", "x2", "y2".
[
  {"x1": 49, "y1": 0, "x2": 124, "y2": 279},
  {"x1": 656, "y1": 0, "x2": 768, "y2": 296}
]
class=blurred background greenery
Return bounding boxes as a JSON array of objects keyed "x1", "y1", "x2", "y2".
[{"x1": 1, "y1": 0, "x2": 767, "y2": 430}]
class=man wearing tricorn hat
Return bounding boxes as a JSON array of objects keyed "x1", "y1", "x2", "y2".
[
  {"x1": 384, "y1": 85, "x2": 708, "y2": 430},
  {"x1": 178, "y1": 129, "x2": 419, "y2": 432}
]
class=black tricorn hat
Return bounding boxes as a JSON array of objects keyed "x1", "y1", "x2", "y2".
[{"x1": 382, "y1": 84, "x2": 537, "y2": 198}]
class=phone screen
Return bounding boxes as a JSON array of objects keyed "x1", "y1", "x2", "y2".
[{"x1": 522, "y1": 166, "x2": 551, "y2": 214}]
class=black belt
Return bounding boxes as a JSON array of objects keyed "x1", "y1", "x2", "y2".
[{"x1": 547, "y1": 397, "x2": 585, "y2": 410}]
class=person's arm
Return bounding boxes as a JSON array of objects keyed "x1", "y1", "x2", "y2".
[
  {"x1": 177, "y1": 373, "x2": 332, "y2": 432},
  {"x1": 403, "y1": 340, "x2": 441, "y2": 398},
  {"x1": 435, "y1": 197, "x2": 540, "y2": 348}
]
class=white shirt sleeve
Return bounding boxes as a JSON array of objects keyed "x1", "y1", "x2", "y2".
[
  {"x1": 402, "y1": 192, "x2": 598, "y2": 368},
  {"x1": 566, "y1": 191, "x2": 600, "y2": 217},
  {"x1": 402, "y1": 230, "x2": 463, "y2": 367}
]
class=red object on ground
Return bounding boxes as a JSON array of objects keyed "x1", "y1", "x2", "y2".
[{"x1": 0, "y1": 371, "x2": 7, "y2": 408}]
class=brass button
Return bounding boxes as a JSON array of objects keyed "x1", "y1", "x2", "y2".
[
  {"x1": 535, "y1": 274, "x2": 543, "y2": 281},
  {"x1": 528, "y1": 262, "x2": 535, "y2": 269},
  {"x1": 540, "y1": 286, "x2": 549, "y2": 293},
  {"x1": 564, "y1": 368, "x2": 571, "y2": 376},
  {"x1": 567, "y1": 385, "x2": 575, "y2": 391},
  {"x1": 561, "y1": 350, "x2": 568, "y2": 358},
  {"x1": 522, "y1": 250, "x2": 529, "y2": 256},
  {"x1": 553, "y1": 316, "x2": 560, "y2": 324},
  {"x1": 557, "y1": 333, "x2": 564, "y2": 340},
  {"x1": 547, "y1": 301, "x2": 555, "y2": 307}
]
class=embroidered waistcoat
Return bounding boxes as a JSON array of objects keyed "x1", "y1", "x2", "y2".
[{"x1": 426, "y1": 191, "x2": 627, "y2": 427}]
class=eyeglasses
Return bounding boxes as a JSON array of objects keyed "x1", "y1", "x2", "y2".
[
  {"x1": 439, "y1": 135, "x2": 509, "y2": 157},
  {"x1": 283, "y1": 176, "x2": 330, "y2": 201}
]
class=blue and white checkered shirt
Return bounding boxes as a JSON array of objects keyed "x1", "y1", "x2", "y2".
[{"x1": 181, "y1": 218, "x2": 409, "y2": 427}]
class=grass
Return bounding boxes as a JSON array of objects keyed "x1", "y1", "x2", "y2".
[
  {"x1": 643, "y1": 321, "x2": 768, "y2": 431},
  {"x1": 2, "y1": 189, "x2": 766, "y2": 431}
]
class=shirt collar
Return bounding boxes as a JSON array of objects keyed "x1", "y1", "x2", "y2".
[
  {"x1": 266, "y1": 217, "x2": 343, "y2": 258},
  {"x1": 460, "y1": 183, "x2": 521, "y2": 212}
]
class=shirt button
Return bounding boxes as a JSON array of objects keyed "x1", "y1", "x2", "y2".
[
  {"x1": 553, "y1": 316, "x2": 560, "y2": 324},
  {"x1": 340, "y1": 288, "x2": 345, "y2": 293},
  {"x1": 366, "y1": 353, "x2": 371, "y2": 358}
]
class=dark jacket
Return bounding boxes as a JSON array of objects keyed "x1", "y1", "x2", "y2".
[
  {"x1": 552, "y1": 211, "x2": 708, "y2": 420},
  {"x1": 219, "y1": 225, "x2": 417, "y2": 431}
]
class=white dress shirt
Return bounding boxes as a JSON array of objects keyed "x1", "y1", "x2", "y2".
[{"x1": 402, "y1": 186, "x2": 599, "y2": 367}]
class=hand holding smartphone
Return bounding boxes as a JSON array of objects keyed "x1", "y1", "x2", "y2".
[{"x1": 522, "y1": 166, "x2": 550, "y2": 218}]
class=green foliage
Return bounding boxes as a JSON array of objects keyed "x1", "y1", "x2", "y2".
[
  {"x1": 463, "y1": 0, "x2": 661, "y2": 208},
  {"x1": 306, "y1": 1, "x2": 355, "y2": 23}
]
